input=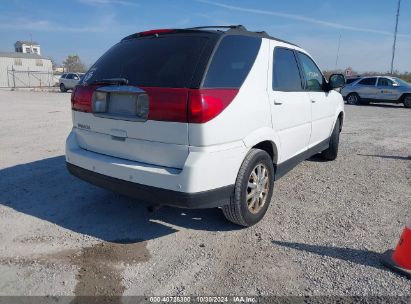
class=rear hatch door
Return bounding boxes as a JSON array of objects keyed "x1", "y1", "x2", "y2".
[{"x1": 72, "y1": 32, "x2": 217, "y2": 169}]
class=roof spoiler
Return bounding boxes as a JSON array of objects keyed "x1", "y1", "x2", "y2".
[{"x1": 185, "y1": 25, "x2": 247, "y2": 31}]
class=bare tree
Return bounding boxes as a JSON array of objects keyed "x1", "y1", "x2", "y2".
[{"x1": 63, "y1": 54, "x2": 87, "y2": 73}]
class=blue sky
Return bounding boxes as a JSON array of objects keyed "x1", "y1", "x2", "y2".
[{"x1": 1, "y1": 0, "x2": 410, "y2": 72}]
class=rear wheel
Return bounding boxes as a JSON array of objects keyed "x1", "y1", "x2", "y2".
[
  {"x1": 321, "y1": 119, "x2": 340, "y2": 161},
  {"x1": 403, "y1": 95, "x2": 411, "y2": 108},
  {"x1": 346, "y1": 93, "x2": 360, "y2": 105},
  {"x1": 60, "y1": 83, "x2": 67, "y2": 93},
  {"x1": 222, "y1": 149, "x2": 274, "y2": 227}
]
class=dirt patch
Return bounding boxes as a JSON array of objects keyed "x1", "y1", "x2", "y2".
[
  {"x1": 0, "y1": 239, "x2": 150, "y2": 301},
  {"x1": 71, "y1": 239, "x2": 150, "y2": 301}
]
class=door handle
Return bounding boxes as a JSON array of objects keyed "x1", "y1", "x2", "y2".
[
  {"x1": 311, "y1": 99, "x2": 318, "y2": 103},
  {"x1": 273, "y1": 99, "x2": 283, "y2": 105},
  {"x1": 110, "y1": 129, "x2": 127, "y2": 138}
]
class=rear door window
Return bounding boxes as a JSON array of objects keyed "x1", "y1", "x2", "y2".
[
  {"x1": 83, "y1": 35, "x2": 214, "y2": 88},
  {"x1": 358, "y1": 78, "x2": 377, "y2": 86},
  {"x1": 203, "y1": 35, "x2": 262, "y2": 88},
  {"x1": 297, "y1": 52, "x2": 324, "y2": 91},
  {"x1": 272, "y1": 48, "x2": 302, "y2": 91}
]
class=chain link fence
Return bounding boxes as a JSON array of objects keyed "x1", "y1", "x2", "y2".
[{"x1": 4, "y1": 69, "x2": 59, "y2": 88}]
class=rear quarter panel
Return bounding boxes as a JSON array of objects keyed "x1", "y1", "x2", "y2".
[{"x1": 188, "y1": 39, "x2": 271, "y2": 147}]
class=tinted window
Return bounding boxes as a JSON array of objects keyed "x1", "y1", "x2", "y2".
[
  {"x1": 272, "y1": 48, "x2": 302, "y2": 91},
  {"x1": 298, "y1": 52, "x2": 324, "y2": 91},
  {"x1": 83, "y1": 35, "x2": 212, "y2": 88},
  {"x1": 66, "y1": 74, "x2": 75, "y2": 79},
  {"x1": 346, "y1": 78, "x2": 359, "y2": 84},
  {"x1": 61, "y1": 74, "x2": 67, "y2": 78},
  {"x1": 203, "y1": 35, "x2": 261, "y2": 88},
  {"x1": 358, "y1": 78, "x2": 377, "y2": 86},
  {"x1": 378, "y1": 78, "x2": 394, "y2": 86}
]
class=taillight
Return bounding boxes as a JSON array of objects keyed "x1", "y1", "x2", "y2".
[
  {"x1": 71, "y1": 85, "x2": 95, "y2": 112},
  {"x1": 144, "y1": 87, "x2": 189, "y2": 123},
  {"x1": 71, "y1": 85, "x2": 238, "y2": 124},
  {"x1": 188, "y1": 89, "x2": 238, "y2": 123}
]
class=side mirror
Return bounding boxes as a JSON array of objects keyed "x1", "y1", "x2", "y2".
[{"x1": 328, "y1": 74, "x2": 346, "y2": 90}]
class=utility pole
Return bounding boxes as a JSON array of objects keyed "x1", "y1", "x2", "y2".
[
  {"x1": 390, "y1": 0, "x2": 401, "y2": 74},
  {"x1": 335, "y1": 33, "x2": 341, "y2": 70}
]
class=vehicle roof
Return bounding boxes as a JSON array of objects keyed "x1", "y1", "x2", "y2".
[
  {"x1": 359, "y1": 75, "x2": 396, "y2": 79},
  {"x1": 122, "y1": 25, "x2": 299, "y2": 47}
]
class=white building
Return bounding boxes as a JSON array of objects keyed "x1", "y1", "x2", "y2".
[
  {"x1": 0, "y1": 52, "x2": 53, "y2": 88},
  {"x1": 14, "y1": 41, "x2": 41, "y2": 55}
]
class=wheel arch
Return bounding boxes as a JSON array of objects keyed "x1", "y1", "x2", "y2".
[
  {"x1": 400, "y1": 93, "x2": 411, "y2": 102},
  {"x1": 243, "y1": 128, "x2": 279, "y2": 164},
  {"x1": 252, "y1": 140, "x2": 278, "y2": 164},
  {"x1": 337, "y1": 111, "x2": 344, "y2": 131}
]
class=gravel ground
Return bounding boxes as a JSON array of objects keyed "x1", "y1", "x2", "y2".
[{"x1": 0, "y1": 90, "x2": 410, "y2": 298}]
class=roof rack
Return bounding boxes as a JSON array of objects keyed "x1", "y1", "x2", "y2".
[{"x1": 185, "y1": 25, "x2": 247, "y2": 31}]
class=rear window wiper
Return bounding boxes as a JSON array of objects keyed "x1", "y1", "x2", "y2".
[{"x1": 89, "y1": 78, "x2": 129, "y2": 85}]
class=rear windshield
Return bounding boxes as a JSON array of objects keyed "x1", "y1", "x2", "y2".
[
  {"x1": 82, "y1": 35, "x2": 213, "y2": 88},
  {"x1": 203, "y1": 35, "x2": 262, "y2": 88}
]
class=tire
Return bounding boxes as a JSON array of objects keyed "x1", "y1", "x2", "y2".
[
  {"x1": 403, "y1": 95, "x2": 411, "y2": 108},
  {"x1": 346, "y1": 93, "x2": 360, "y2": 105},
  {"x1": 222, "y1": 149, "x2": 274, "y2": 227},
  {"x1": 321, "y1": 119, "x2": 340, "y2": 161},
  {"x1": 60, "y1": 83, "x2": 67, "y2": 93}
]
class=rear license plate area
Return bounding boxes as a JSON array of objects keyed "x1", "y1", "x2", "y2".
[
  {"x1": 92, "y1": 86, "x2": 149, "y2": 122},
  {"x1": 108, "y1": 93, "x2": 138, "y2": 116}
]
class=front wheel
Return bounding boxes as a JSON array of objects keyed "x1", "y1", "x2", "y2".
[
  {"x1": 60, "y1": 83, "x2": 67, "y2": 92},
  {"x1": 321, "y1": 119, "x2": 340, "y2": 161},
  {"x1": 403, "y1": 95, "x2": 411, "y2": 108},
  {"x1": 222, "y1": 149, "x2": 274, "y2": 227}
]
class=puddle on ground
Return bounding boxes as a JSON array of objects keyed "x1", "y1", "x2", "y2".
[{"x1": 1, "y1": 239, "x2": 150, "y2": 302}]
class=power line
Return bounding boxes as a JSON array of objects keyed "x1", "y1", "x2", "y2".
[{"x1": 390, "y1": 0, "x2": 401, "y2": 74}]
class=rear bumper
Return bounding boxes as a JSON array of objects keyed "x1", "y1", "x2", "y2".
[
  {"x1": 67, "y1": 162, "x2": 233, "y2": 208},
  {"x1": 65, "y1": 130, "x2": 246, "y2": 208}
]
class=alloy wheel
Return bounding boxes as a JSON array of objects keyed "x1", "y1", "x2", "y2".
[
  {"x1": 246, "y1": 164, "x2": 270, "y2": 214},
  {"x1": 347, "y1": 94, "x2": 359, "y2": 105}
]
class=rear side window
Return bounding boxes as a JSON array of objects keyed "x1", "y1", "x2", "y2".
[
  {"x1": 203, "y1": 35, "x2": 261, "y2": 88},
  {"x1": 83, "y1": 35, "x2": 213, "y2": 88},
  {"x1": 61, "y1": 74, "x2": 67, "y2": 78},
  {"x1": 272, "y1": 48, "x2": 302, "y2": 91},
  {"x1": 358, "y1": 78, "x2": 377, "y2": 86}
]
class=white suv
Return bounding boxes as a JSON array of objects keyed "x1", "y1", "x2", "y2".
[
  {"x1": 66, "y1": 25, "x2": 345, "y2": 226},
  {"x1": 59, "y1": 73, "x2": 84, "y2": 92}
]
